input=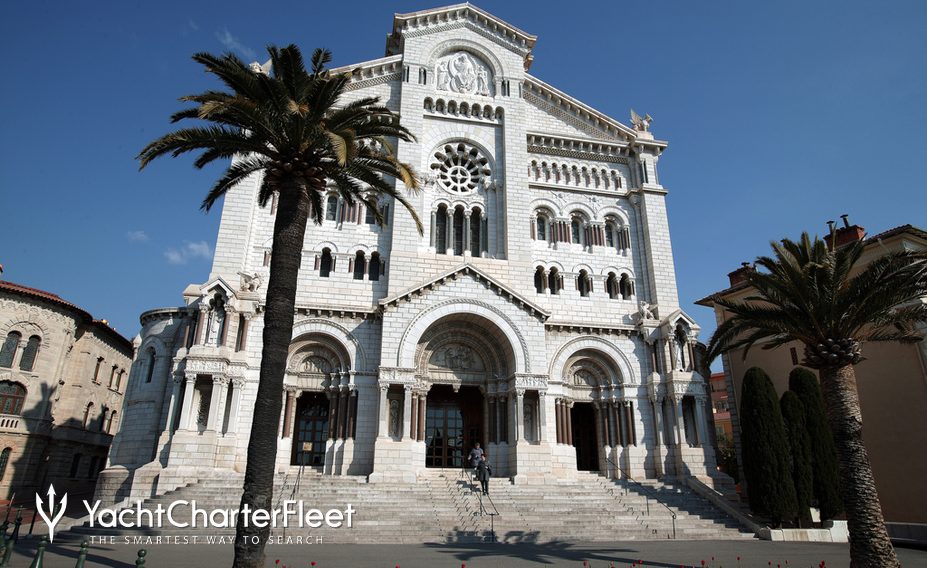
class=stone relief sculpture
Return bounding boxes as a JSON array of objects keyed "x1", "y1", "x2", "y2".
[
  {"x1": 238, "y1": 271, "x2": 262, "y2": 292},
  {"x1": 673, "y1": 327, "x2": 688, "y2": 371},
  {"x1": 630, "y1": 109, "x2": 653, "y2": 132},
  {"x1": 301, "y1": 355, "x2": 332, "y2": 374},
  {"x1": 573, "y1": 369, "x2": 596, "y2": 387},
  {"x1": 435, "y1": 52, "x2": 492, "y2": 96},
  {"x1": 430, "y1": 344, "x2": 480, "y2": 371}
]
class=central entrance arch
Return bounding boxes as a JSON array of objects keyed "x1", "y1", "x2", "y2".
[
  {"x1": 292, "y1": 392, "x2": 329, "y2": 467},
  {"x1": 413, "y1": 312, "x2": 518, "y2": 469}
]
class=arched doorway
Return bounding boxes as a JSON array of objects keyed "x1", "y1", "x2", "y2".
[{"x1": 292, "y1": 392, "x2": 329, "y2": 467}]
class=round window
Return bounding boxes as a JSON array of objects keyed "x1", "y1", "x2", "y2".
[{"x1": 431, "y1": 142, "x2": 491, "y2": 194}]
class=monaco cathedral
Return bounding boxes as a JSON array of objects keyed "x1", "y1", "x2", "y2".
[{"x1": 97, "y1": 4, "x2": 722, "y2": 504}]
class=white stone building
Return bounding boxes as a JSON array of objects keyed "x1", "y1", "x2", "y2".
[{"x1": 99, "y1": 4, "x2": 722, "y2": 504}]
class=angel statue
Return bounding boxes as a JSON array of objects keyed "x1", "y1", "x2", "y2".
[
  {"x1": 630, "y1": 109, "x2": 653, "y2": 132},
  {"x1": 638, "y1": 300, "x2": 656, "y2": 321}
]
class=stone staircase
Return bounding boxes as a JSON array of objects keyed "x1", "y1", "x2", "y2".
[{"x1": 69, "y1": 469, "x2": 755, "y2": 543}]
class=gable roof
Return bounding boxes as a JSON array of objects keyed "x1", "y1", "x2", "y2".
[{"x1": 379, "y1": 264, "x2": 551, "y2": 320}]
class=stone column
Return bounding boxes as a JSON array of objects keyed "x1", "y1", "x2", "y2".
[
  {"x1": 283, "y1": 389, "x2": 296, "y2": 438},
  {"x1": 327, "y1": 389, "x2": 339, "y2": 440},
  {"x1": 377, "y1": 385, "x2": 389, "y2": 438},
  {"x1": 488, "y1": 396, "x2": 497, "y2": 444},
  {"x1": 565, "y1": 401, "x2": 574, "y2": 446},
  {"x1": 179, "y1": 374, "x2": 196, "y2": 430},
  {"x1": 652, "y1": 397, "x2": 664, "y2": 446},
  {"x1": 538, "y1": 391, "x2": 548, "y2": 442},
  {"x1": 445, "y1": 209, "x2": 453, "y2": 255},
  {"x1": 337, "y1": 388, "x2": 349, "y2": 440},
  {"x1": 227, "y1": 379, "x2": 244, "y2": 434},
  {"x1": 592, "y1": 402, "x2": 605, "y2": 451},
  {"x1": 401, "y1": 385, "x2": 413, "y2": 440},
  {"x1": 417, "y1": 390, "x2": 427, "y2": 442},
  {"x1": 482, "y1": 391, "x2": 490, "y2": 445},
  {"x1": 410, "y1": 393, "x2": 419, "y2": 441},
  {"x1": 606, "y1": 400, "x2": 617, "y2": 447},
  {"x1": 463, "y1": 212, "x2": 471, "y2": 255},
  {"x1": 429, "y1": 210, "x2": 437, "y2": 248},
  {"x1": 347, "y1": 389, "x2": 358, "y2": 439},
  {"x1": 514, "y1": 390, "x2": 525, "y2": 443}
]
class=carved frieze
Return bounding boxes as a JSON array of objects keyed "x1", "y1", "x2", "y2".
[{"x1": 436, "y1": 52, "x2": 493, "y2": 96}]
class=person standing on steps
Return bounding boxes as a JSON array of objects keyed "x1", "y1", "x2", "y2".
[
  {"x1": 468, "y1": 442, "x2": 484, "y2": 473},
  {"x1": 476, "y1": 454, "x2": 492, "y2": 495}
]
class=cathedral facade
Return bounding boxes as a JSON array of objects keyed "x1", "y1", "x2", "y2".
[{"x1": 99, "y1": 4, "x2": 719, "y2": 504}]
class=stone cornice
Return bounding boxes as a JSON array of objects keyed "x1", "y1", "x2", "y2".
[
  {"x1": 527, "y1": 132, "x2": 630, "y2": 163},
  {"x1": 544, "y1": 321, "x2": 637, "y2": 337},
  {"x1": 389, "y1": 4, "x2": 536, "y2": 68}
]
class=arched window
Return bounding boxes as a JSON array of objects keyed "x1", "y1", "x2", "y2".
[
  {"x1": 470, "y1": 209, "x2": 482, "y2": 253},
  {"x1": 108, "y1": 365, "x2": 118, "y2": 389},
  {"x1": 83, "y1": 402, "x2": 94, "y2": 428},
  {"x1": 319, "y1": 248, "x2": 333, "y2": 278},
  {"x1": 571, "y1": 218, "x2": 582, "y2": 244},
  {"x1": 606, "y1": 273, "x2": 619, "y2": 299},
  {"x1": 0, "y1": 332, "x2": 20, "y2": 368},
  {"x1": 107, "y1": 411, "x2": 117, "y2": 434},
  {"x1": 0, "y1": 448, "x2": 10, "y2": 481},
  {"x1": 365, "y1": 205, "x2": 376, "y2": 225},
  {"x1": 115, "y1": 370, "x2": 124, "y2": 392},
  {"x1": 605, "y1": 221, "x2": 616, "y2": 248},
  {"x1": 534, "y1": 211, "x2": 551, "y2": 242},
  {"x1": 368, "y1": 252, "x2": 382, "y2": 281},
  {"x1": 0, "y1": 382, "x2": 26, "y2": 415},
  {"x1": 145, "y1": 347, "x2": 156, "y2": 383},
  {"x1": 435, "y1": 204, "x2": 448, "y2": 254},
  {"x1": 619, "y1": 274, "x2": 634, "y2": 300},
  {"x1": 353, "y1": 251, "x2": 366, "y2": 280},
  {"x1": 99, "y1": 407, "x2": 109, "y2": 432},
  {"x1": 453, "y1": 206, "x2": 465, "y2": 256},
  {"x1": 548, "y1": 268, "x2": 562, "y2": 295},
  {"x1": 534, "y1": 267, "x2": 545, "y2": 294},
  {"x1": 18, "y1": 336, "x2": 40, "y2": 372},
  {"x1": 325, "y1": 195, "x2": 339, "y2": 221},
  {"x1": 577, "y1": 270, "x2": 592, "y2": 297}
]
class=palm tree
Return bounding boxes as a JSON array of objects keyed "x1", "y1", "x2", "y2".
[
  {"x1": 138, "y1": 45, "x2": 422, "y2": 568},
  {"x1": 707, "y1": 232, "x2": 927, "y2": 568}
]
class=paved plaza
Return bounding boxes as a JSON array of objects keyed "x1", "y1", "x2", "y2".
[{"x1": 7, "y1": 537, "x2": 927, "y2": 568}]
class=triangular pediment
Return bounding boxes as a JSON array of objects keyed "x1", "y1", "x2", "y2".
[
  {"x1": 379, "y1": 264, "x2": 550, "y2": 320},
  {"x1": 660, "y1": 308, "x2": 701, "y2": 332}
]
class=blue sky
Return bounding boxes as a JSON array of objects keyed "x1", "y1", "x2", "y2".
[{"x1": 1, "y1": 1, "x2": 925, "y2": 349}]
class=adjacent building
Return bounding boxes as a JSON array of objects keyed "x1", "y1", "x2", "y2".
[
  {"x1": 697, "y1": 221, "x2": 927, "y2": 541},
  {"x1": 0, "y1": 280, "x2": 133, "y2": 501},
  {"x1": 99, "y1": 4, "x2": 725, "y2": 506}
]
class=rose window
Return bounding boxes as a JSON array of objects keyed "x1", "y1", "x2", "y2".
[{"x1": 431, "y1": 142, "x2": 491, "y2": 194}]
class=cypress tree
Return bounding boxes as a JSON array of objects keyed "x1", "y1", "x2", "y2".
[
  {"x1": 781, "y1": 391, "x2": 814, "y2": 526},
  {"x1": 789, "y1": 366, "x2": 843, "y2": 521},
  {"x1": 740, "y1": 367, "x2": 797, "y2": 526}
]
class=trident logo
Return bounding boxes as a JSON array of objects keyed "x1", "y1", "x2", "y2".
[{"x1": 35, "y1": 484, "x2": 67, "y2": 543}]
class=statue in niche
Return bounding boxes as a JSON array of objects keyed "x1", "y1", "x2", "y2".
[
  {"x1": 205, "y1": 294, "x2": 225, "y2": 346},
  {"x1": 437, "y1": 60, "x2": 450, "y2": 90},
  {"x1": 524, "y1": 403, "x2": 535, "y2": 442},
  {"x1": 673, "y1": 327, "x2": 688, "y2": 371},
  {"x1": 389, "y1": 399, "x2": 400, "y2": 437}
]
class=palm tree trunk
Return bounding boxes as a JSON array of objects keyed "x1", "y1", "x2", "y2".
[
  {"x1": 819, "y1": 364, "x2": 900, "y2": 568},
  {"x1": 233, "y1": 179, "x2": 311, "y2": 568}
]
